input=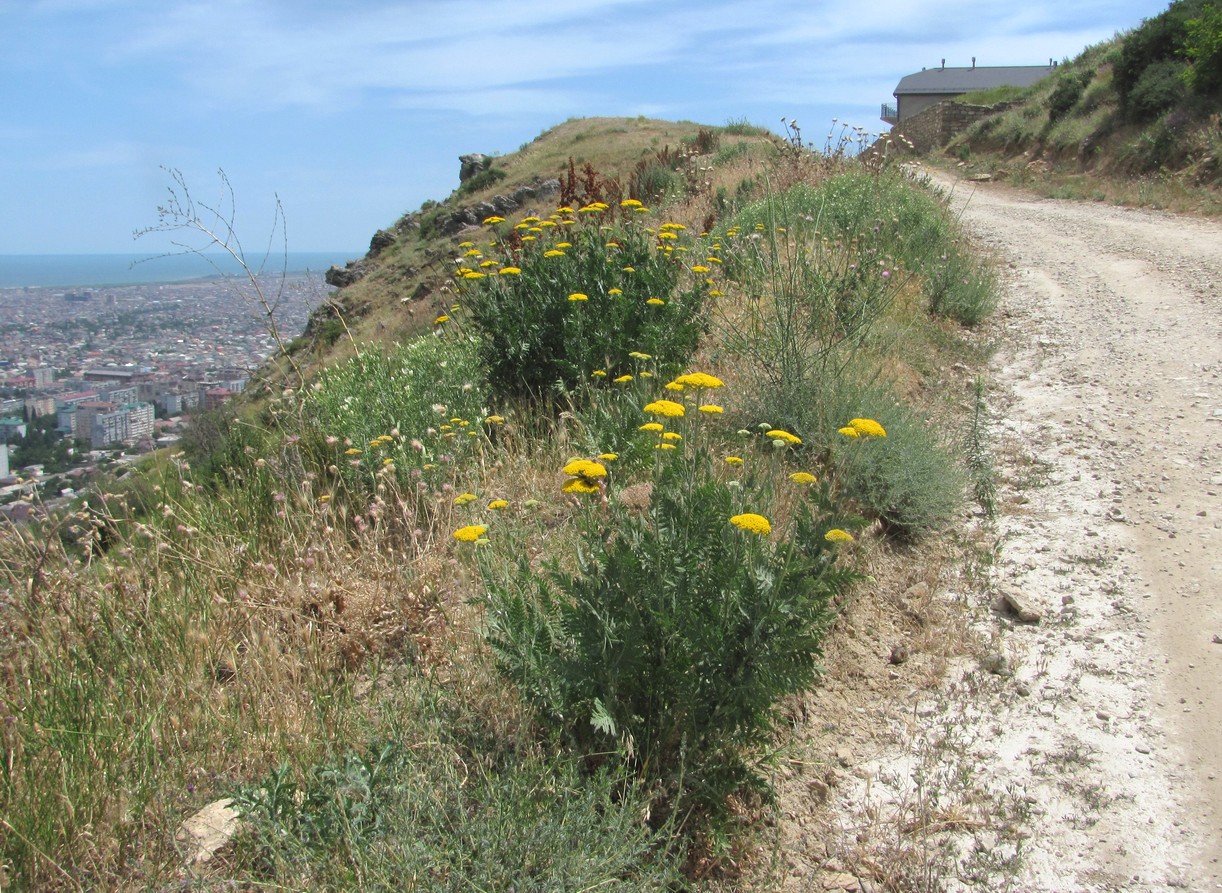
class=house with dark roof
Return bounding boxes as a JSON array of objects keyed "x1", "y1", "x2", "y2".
[{"x1": 882, "y1": 59, "x2": 1057, "y2": 124}]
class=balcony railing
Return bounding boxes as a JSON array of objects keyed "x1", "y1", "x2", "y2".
[{"x1": 881, "y1": 103, "x2": 898, "y2": 124}]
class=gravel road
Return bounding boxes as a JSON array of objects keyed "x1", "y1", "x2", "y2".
[{"x1": 921, "y1": 169, "x2": 1221, "y2": 890}]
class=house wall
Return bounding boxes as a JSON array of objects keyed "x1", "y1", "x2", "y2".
[{"x1": 898, "y1": 93, "x2": 953, "y2": 121}]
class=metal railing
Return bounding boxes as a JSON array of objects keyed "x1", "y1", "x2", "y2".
[{"x1": 880, "y1": 103, "x2": 898, "y2": 124}]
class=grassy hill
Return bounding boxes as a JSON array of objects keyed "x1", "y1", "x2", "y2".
[
  {"x1": 0, "y1": 116, "x2": 1003, "y2": 890},
  {"x1": 941, "y1": 0, "x2": 1221, "y2": 211},
  {"x1": 285, "y1": 117, "x2": 775, "y2": 373}
]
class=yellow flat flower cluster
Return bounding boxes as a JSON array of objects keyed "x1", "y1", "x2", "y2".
[{"x1": 730, "y1": 513, "x2": 772, "y2": 536}]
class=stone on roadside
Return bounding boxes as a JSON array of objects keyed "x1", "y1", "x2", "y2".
[
  {"x1": 997, "y1": 584, "x2": 1043, "y2": 623},
  {"x1": 176, "y1": 798, "x2": 242, "y2": 866}
]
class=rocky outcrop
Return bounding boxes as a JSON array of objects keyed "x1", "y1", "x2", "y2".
[
  {"x1": 459, "y1": 153, "x2": 492, "y2": 182},
  {"x1": 368, "y1": 228, "x2": 396, "y2": 255},
  {"x1": 431, "y1": 178, "x2": 562, "y2": 236},
  {"x1": 325, "y1": 259, "x2": 370, "y2": 288}
]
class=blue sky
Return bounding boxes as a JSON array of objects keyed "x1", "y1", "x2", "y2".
[{"x1": 2, "y1": 0, "x2": 1162, "y2": 256}]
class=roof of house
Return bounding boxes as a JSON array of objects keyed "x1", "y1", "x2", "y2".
[{"x1": 894, "y1": 65, "x2": 1055, "y2": 96}]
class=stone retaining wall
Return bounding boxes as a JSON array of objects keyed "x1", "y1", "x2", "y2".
[{"x1": 892, "y1": 100, "x2": 1015, "y2": 153}]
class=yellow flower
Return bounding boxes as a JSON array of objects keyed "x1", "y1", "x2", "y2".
[
  {"x1": 730, "y1": 513, "x2": 771, "y2": 535},
  {"x1": 724, "y1": 456, "x2": 744, "y2": 465},
  {"x1": 592, "y1": 370, "x2": 607, "y2": 378},
  {"x1": 646, "y1": 298, "x2": 665, "y2": 306},
  {"x1": 544, "y1": 249, "x2": 566, "y2": 258},
  {"x1": 479, "y1": 259, "x2": 499, "y2": 267},
  {"x1": 556, "y1": 205, "x2": 575, "y2": 213},
  {"x1": 434, "y1": 314, "x2": 449, "y2": 325},
  {"x1": 598, "y1": 453, "x2": 619, "y2": 462},
  {"x1": 522, "y1": 216, "x2": 541, "y2": 224},
  {"x1": 672, "y1": 372, "x2": 724, "y2": 389},
  {"x1": 643, "y1": 399, "x2": 685, "y2": 418},
  {"x1": 488, "y1": 499, "x2": 509, "y2": 510},
  {"x1": 658, "y1": 231, "x2": 678, "y2": 241},
  {"x1": 608, "y1": 288, "x2": 623, "y2": 295},
  {"x1": 485, "y1": 415, "x2": 505, "y2": 425},
  {"x1": 614, "y1": 374, "x2": 634, "y2": 383},
  {"x1": 824, "y1": 528, "x2": 854, "y2": 543},
  {"x1": 628, "y1": 351, "x2": 652, "y2": 359},
  {"x1": 622, "y1": 266, "x2": 636, "y2": 272},
  {"x1": 344, "y1": 448, "x2": 362, "y2": 456},
  {"x1": 462, "y1": 271, "x2": 486, "y2": 280},
  {"x1": 656, "y1": 443, "x2": 677, "y2": 450},
  {"x1": 453, "y1": 524, "x2": 488, "y2": 542},
  {"x1": 838, "y1": 426, "x2": 860, "y2": 438},
  {"x1": 660, "y1": 222, "x2": 687, "y2": 231},
  {"x1": 453, "y1": 493, "x2": 477, "y2": 506},
  {"x1": 789, "y1": 472, "x2": 817, "y2": 485},
  {"x1": 691, "y1": 265, "x2": 710, "y2": 274},
  {"x1": 706, "y1": 256, "x2": 722, "y2": 264},
  {"x1": 569, "y1": 292, "x2": 589, "y2": 301},
  {"x1": 765, "y1": 429, "x2": 802, "y2": 445},
  {"x1": 664, "y1": 381, "x2": 684, "y2": 392},
  {"x1": 621, "y1": 198, "x2": 644, "y2": 208},
  {"x1": 499, "y1": 267, "x2": 522, "y2": 275},
  {"x1": 639, "y1": 422, "x2": 664, "y2": 432},
  {"x1": 319, "y1": 494, "x2": 331, "y2": 503},
  {"x1": 662, "y1": 431, "x2": 682, "y2": 441},
  {"x1": 483, "y1": 216, "x2": 505, "y2": 224},
  {"x1": 562, "y1": 459, "x2": 607, "y2": 479},
  {"x1": 708, "y1": 289, "x2": 724, "y2": 297},
  {"x1": 562, "y1": 477, "x2": 601, "y2": 494},
  {"x1": 849, "y1": 418, "x2": 887, "y2": 438},
  {"x1": 699, "y1": 404, "x2": 724, "y2": 414},
  {"x1": 556, "y1": 242, "x2": 572, "y2": 249}
]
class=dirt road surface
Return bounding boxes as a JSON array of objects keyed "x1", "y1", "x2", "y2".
[{"x1": 885, "y1": 170, "x2": 1221, "y2": 890}]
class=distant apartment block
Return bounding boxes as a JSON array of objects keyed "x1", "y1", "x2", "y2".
[
  {"x1": 90, "y1": 402, "x2": 154, "y2": 448},
  {"x1": 0, "y1": 418, "x2": 28, "y2": 443},
  {"x1": 83, "y1": 367, "x2": 135, "y2": 382}
]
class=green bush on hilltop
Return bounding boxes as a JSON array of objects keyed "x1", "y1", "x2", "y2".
[{"x1": 457, "y1": 202, "x2": 707, "y2": 405}]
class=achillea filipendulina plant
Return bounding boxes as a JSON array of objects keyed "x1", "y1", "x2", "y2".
[
  {"x1": 459, "y1": 206, "x2": 708, "y2": 404},
  {"x1": 481, "y1": 447, "x2": 859, "y2": 826}
]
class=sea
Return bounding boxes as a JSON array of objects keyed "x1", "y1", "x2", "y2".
[{"x1": 0, "y1": 252, "x2": 358, "y2": 290}]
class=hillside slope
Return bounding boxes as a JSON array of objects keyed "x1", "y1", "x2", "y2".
[
  {"x1": 939, "y1": 0, "x2": 1221, "y2": 210},
  {"x1": 285, "y1": 117, "x2": 774, "y2": 375}
]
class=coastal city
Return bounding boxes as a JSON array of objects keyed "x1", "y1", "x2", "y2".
[{"x1": 0, "y1": 273, "x2": 326, "y2": 517}]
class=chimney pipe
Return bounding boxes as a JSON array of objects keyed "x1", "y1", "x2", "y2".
[
  {"x1": 941, "y1": 58, "x2": 945, "y2": 70},
  {"x1": 971, "y1": 56, "x2": 976, "y2": 69}
]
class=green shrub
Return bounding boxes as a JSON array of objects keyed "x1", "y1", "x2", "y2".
[
  {"x1": 1048, "y1": 69, "x2": 1093, "y2": 122},
  {"x1": 1127, "y1": 59, "x2": 1189, "y2": 121},
  {"x1": 722, "y1": 118, "x2": 770, "y2": 137},
  {"x1": 834, "y1": 403, "x2": 964, "y2": 539},
  {"x1": 481, "y1": 448, "x2": 857, "y2": 823},
  {"x1": 232, "y1": 702, "x2": 680, "y2": 890},
  {"x1": 457, "y1": 165, "x2": 508, "y2": 197},
  {"x1": 301, "y1": 335, "x2": 488, "y2": 491},
  {"x1": 459, "y1": 213, "x2": 707, "y2": 405},
  {"x1": 629, "y1": 161, "x2": 681, "y2": 203},
  {"x1": 1183, "y1": 4, "x2": 1222, "y2": 94},
  {"x1": 1116, "y1": 0, "x2": 1208, "y2": 119}
]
